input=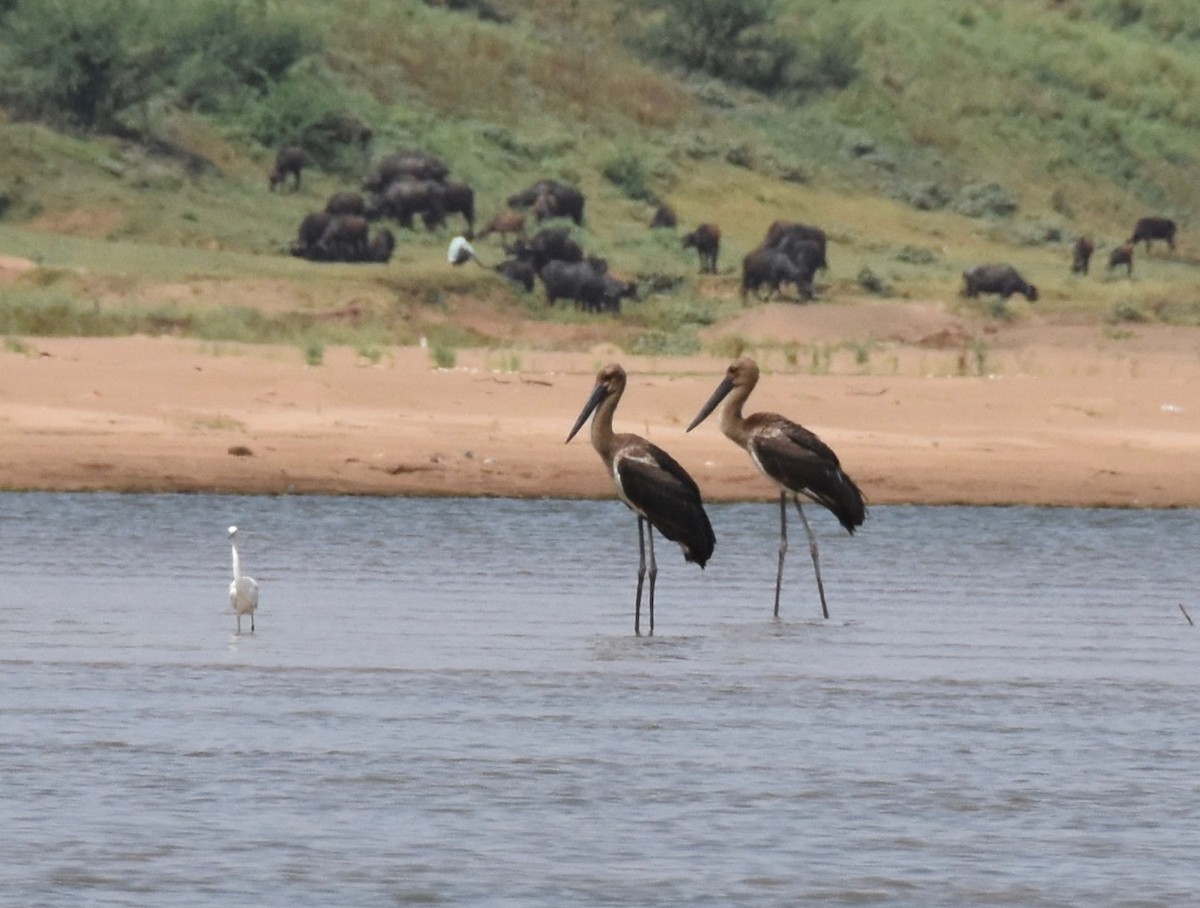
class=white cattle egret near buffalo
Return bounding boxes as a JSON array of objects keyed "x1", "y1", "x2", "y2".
[
  {"x1": 228, "y1": 525, "x2": 259, "y2": 634},
  {"x1": 447, "y1": 235, "x2": 480, "y2": 266}
]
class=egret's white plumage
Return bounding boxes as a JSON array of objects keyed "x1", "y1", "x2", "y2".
[
  {"x1": 228, "y1": 525, "x2": 259, "y2": 634},
  {"x1": 447, "y1": 235, "x2": 480, "y2": 266}
]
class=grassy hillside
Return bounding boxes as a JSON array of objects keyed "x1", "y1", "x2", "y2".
[{"x1": 0, "y1": 0, "x2": 1197, "y2": 356}]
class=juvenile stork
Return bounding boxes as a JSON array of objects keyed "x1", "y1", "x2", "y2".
[
  {"x1": 687, "y1": 356, "x2": 865, "y2": 619},
  {"x1": 228, "y1": 525, "x2": 259, "y2": 634},
  {"x1": 567, "y1": 363, "x2": 716, "y2": 635}
]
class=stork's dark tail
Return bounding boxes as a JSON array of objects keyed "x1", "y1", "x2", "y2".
[{"x1": 809, "y1": 469, "x2": 867, "y2": 535}]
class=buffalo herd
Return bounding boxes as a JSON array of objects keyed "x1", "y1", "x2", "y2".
[{"x1": 273, "y1": 142, "x2": 1182, "y2": 313}]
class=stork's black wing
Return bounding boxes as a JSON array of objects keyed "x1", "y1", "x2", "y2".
[{"x1": 615, "y1": 445, "x2": 715, "y2": 567}]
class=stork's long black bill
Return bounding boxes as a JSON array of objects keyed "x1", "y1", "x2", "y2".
[
  {"x1": 686, "y1": 376, "x2": 735, "y2": 432},
  {"x1": 566, "y1": 383, "x2": 609, "y2": 443}
]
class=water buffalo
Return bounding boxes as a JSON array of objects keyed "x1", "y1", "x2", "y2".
[
  {"x1": 366, "y1": 227, "x2": 396, "y2": 264},
  {"x1": 682, "y1": 223, "x2": 721, "y2": 274},
  {"x1": 1129, "y1": 216, "x2": 1176, "y2": 252},
  {"x1": 441, "y1": 181, "x2": 475, "y2": 234},
  {"x1": 1071, "y1": 236, "x2": 1094, "y2": 275},
  {"x1": 764, "y1": 220, "x2": 829, "y2": 271},
  {"x1": 512, "y1": 227, "x2": 584, "y2": 273},
  {"x1": 961, "y1": 264, "x2": 1038, "y2": 301},
  {"x1": 370, "y1": 179, "x2": 446, "y2": 231},
  {"x1": 291, "y1": 212, "x2": 386, "y2": 263},
  {"x1": 324, "y1": 191, "x2": 367, "y2": 217},
  {"x1": 363, "y1": 150, "x2": 450, "y2": 192},
  {"x1": 598, "y1": 274, "x2": 639, "y2": 313},
  {"x1": 269, "y1": 145, "x2": 307, "y2": 192},
  {"x1": 650, "y1": 204, "x2": 677, "y2": 229},
  {"x1": 478, "y1": 210, "x2": 526, "y2": 249},
  {"x1": 1107, "y1": 242, "x2": 1134, "y2": 276},
  {"x1": 741, "y1": 245, "x2": 814, "y2": 304},
  {"x1": 317, "y1": 214, "x2": 370, "y2": 262},
  {"x1": 507, "y1": 180, "x2": 585, "y2": 226},
  {"x1": 541, "y1": 259, "x2": 604, "y2": 309},
  {"x1": 494, "y1": 258, "x2": 536, "y2": 292},
  {"x1": 291, "y1": 211, "x2": 333, "y2": 258}
]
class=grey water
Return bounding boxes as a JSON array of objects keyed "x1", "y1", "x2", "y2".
[{"x1": 1, "y1": 493, "x2": 1197, "y2": 907}]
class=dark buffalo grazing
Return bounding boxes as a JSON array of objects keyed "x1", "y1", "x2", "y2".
[
  {"x1": 1071, "y1": 236, "x2": 1094, "y2": 275},
  {"x1": 318, "y1": 215, "x2": 370, "y2": 262},
  {"x1": 531, "y1": 191, "x2": 558, "y2": 224},
  {"x1": 961, "y1": 264, "x2": 1038, "y2": 301},
  {"x1": 599, "y1": 274, "x2": 639, "y2": 313},
  {"x1": 366, "y1": 227, "x2": 396, "y2": 264},
  {"x1": 682, "y1": 223, "x2": 721, "y2": 274},
  {"x1": 1129, "y1": 216, "x2": 1176, "y2": 252},
  {"x1": 441, "y1": 181, "x2": 475, "y2": 234},
  {"x1": 741, "y1": 246, "x2": 814, "y2": 304},
  {"x1": 540, "y1": 259, "x2": 611, "y2": 311},
  {"x1": 764, "y1": 220, "x2": 829, "y2": 271},
  {"x1": 291, "y1": 213, "x2": 388, "y2": 263},
  {"x1": 324, "y1": 191, "x2": 367, "y2": 217},
  {"x1": 650, "y1": 204, "x2": 677, "y2": 229},
  {"x1": 494, "y1": 258, "x2": 536, "y2": 292},
  {"x1": 477, "y1": 210, "x2": 526, "y2": 249},
  {"x1": 292, "y1": 211, "x2": 333, "y2": 258},
  {"x1": 269, "y1": 145, "x2": 307, "y2": 192},
  {"x1": 369, "y1": 179, "x2": 446, "y2": 231},
  {"x1": 512, "y1": 227, "x2": 584, "y2": 273},
  {"x1": 507, "y1": 180, "x2": 585, "y2": 226},
  {"x1": 1108, "y1": 242, "x2": 1134, "y2": 276},
  {"x1": 363, "y1": 150, "x2": 449, "y2": 192},
  {"x1": 779, "y1": 239, "x2": 825, "y2": 282}
]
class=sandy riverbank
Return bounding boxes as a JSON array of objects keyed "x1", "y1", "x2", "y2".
[{"x1": 2, "y1": 301, "x2": 1198, "y2": 506}]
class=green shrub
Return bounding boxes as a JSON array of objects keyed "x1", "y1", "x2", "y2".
[
  {"x1": 635, "y1": 0, "x2": 800, "y2": 94},
  {"x1": 601, "y1": 150, "x2": 654, "y2": 202},
  {"x1": 162, "y1": 0, "x2": 320, "y2": 114},
  {"x1": 303, "y1": 338, "x2": 325, "y2": 366},
  {"x1": 0, "y1": 0, "x2": 155, "y2": 128},
  {"x1": 431, "y1": 343, "x2": 457, "y2": 369},
  {"x1": 0, "y1": 0, "x2": 320, "y2": 131}
]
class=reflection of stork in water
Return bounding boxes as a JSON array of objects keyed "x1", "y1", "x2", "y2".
[
  {"x1": 228, "y1": 526, "x2": 259, "y2": 634},
  {"x1": 567, "y1": 363, "x2": 715, "y2": 635},
  {"x1": 688, "y1": 356, "x2": 865, "y2": 619}
]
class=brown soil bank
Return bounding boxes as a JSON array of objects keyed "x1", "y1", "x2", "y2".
[{"x1": 2, "y1": 301, "x2": 1198, "y2": 507}]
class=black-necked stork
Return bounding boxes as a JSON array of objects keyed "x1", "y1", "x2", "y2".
[
  {"x1": 687, "y1": 356, "x2": 864, "y2": 619},
  {"x1": 567, "y1": 363, "x2": 715, "y2": 635}
]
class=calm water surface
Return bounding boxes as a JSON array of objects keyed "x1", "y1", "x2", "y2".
[{"x1": 1, "y1": 493, "x2": 1197, "y2": 906}]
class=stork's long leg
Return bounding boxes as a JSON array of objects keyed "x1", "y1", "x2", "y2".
[
  {"x1": 635, "y1": 517, "x2": 647, "y2": 636},
  {"x1": 774, "y1": 490, "x2": 788, "y2": 617},
  {"x1": 647, "y1": 523, "x2": 658, "y2": 636},
  {"x1": 794, "y1": 498, "x2": 830, "y2": 619}
]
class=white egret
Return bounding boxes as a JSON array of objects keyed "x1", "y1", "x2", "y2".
[
  {"x1": 447, "y1": 234, "x2": 481, "y2": 266},
  {"x1": 228, "y1": 525, "x2": 259, "y2": 634}
]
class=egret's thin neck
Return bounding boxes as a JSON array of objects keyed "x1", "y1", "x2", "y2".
[{"x1": 231, "y1": 542, "x2": 241, "y2": 581}]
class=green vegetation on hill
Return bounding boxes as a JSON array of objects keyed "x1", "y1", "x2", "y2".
[{"x1": 0, "y1": 0, "x2": 1196, "y2": 352}]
